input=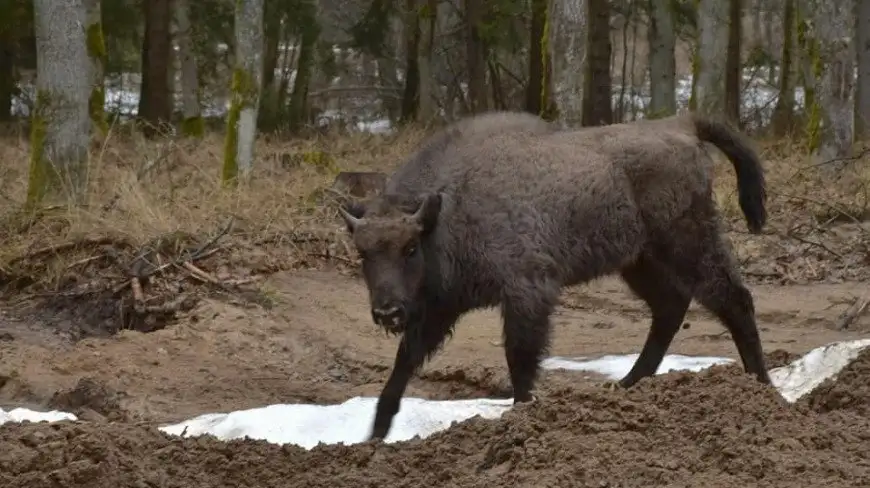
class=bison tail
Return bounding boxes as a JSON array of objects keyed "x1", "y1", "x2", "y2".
[{"x1": 692, "y1": 115, "x2": 767, "y2": 234}]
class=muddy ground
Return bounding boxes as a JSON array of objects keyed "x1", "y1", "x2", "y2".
[{"x1": 1, "y1": 268, "x2": 869, "y2": 487}]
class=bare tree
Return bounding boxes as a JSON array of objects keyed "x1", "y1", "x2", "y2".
[
  {"x1": 85, "y1": 0, "x2": 106, "y2": 135},
  {"x1": 175, "y1": 0, "x2": 203, "y2": 137},
  {"x1": 549, "y1": 0, "x2": 586, "y2": 126},
  {"x1": 581, "y1": 0, "x2": 612, "y2": 126},
  {"x1": 695, "y1": 0, "x2": 729, "y2": 116},
  {"x1": 464, "y1": 0, "x2": 488, "y2": 113},
  {"x1": 856, "y1": 0, "x2": 870, "y2": 140},
  {"x1": 417, "y1": 0, "x2": 437, "y2": 123},
  {"x1": 138, "y1": 0, "x2": 173, "y2": 136},
  {"x1": 222, "y1": 0, "x2": 265, "y2": 183},
  {"x1": 647, "y1": 0, "x2": 675, "y2": 118},
  {"x1": 27, "y1": 0, "x2": 92, "y2": 207},
  {"x1": 809, "y1": 0, "x2": 854, "y2": 162},
  {"x1": 771, "y1": 0, "x2": 796, "y2": 136},
  {"x1": 724, "y1": 0, "x2": 742, "y2": 125}
]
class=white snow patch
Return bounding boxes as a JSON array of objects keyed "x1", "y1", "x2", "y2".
[
  {"x1": 157, "y1": 397, "x2": 513, "y2": 449},
  {"x1": 0, "y1": 408, "x2": 77, "y2": 426},
  {"x1": 541, "y1": 353, "x2": 734, "y2": 379},
  {"x1": 3, "y1": 340, "x2": 868, "y2": 450},
  {"x1": 768, "y1": 339, "x2": 870, "y2": 402}
]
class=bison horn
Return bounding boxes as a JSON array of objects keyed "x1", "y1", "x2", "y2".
[{"x1": 339, "y1": 205, "x2": 362, "y2": 231}]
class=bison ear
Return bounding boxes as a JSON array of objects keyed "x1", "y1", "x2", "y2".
[
  {"x1": 411, "y1": 192, "x2": 442, "y2": 234},
  {"x1": 339, "y1": 200, "x2": 366, "y2": 233}
]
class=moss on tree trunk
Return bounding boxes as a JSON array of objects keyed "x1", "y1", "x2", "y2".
[
  {"x1": 86, "y1": 21, "x2": 108, "y2": 135},
  {"x1": 222, "y1": 68, "x2": 254, "y2": 185}
]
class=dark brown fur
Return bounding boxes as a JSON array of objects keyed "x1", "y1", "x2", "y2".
[{"x1": 339, "y1": 112, "x2": 771, "y2": 441}]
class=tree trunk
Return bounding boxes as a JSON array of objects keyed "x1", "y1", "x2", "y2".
[
  {"x1": 855, "y1": 0, "x2": 870, "y2": 141},
  {"x1": 417, "y1": 0, "x2": 437, "y2": 123},
  {"x1": 771, "y1": 0, "x2": 796, "y2": 136},
  {"x1": 222, "y1": 0, "x2": 264, "y2": 183},
  {"x1": 28, "y1": 0, "x2": 92, "y2": 207},
  {"x1": 550, "y1": 0, "x2": 586, "y2": 126},
  {"x1": 811, "y1": 0, "x2": 854, "y2": 163},
  {"x1": 695, "y1": 0, "x2": 729, "y2": 117},
  {"x1": 174, "y1": 0, "x2": 203, "y2": 137},
  {"x1": 0, "y1": 34, "x2": 14, "y2": 121},
  {"x1": 400, "y1": 0, "x2": 420, "y2": 123},
  {"x1": 647, "y1": 0, "x2": 675, "y2": 118},
  {"x1": 257, "y1": 0, "x2": 283, "y2": 131},
  {"x1": 525, "y1": 0, "x2": 548, "y2": 116},
  {"x1": 138, "y1": 0, "x2": 173, "y2": 136},
  {"x1": 464, "y1": 0, "x2": 488, "y2": 113},
  {"x1": 581, "y1": 0, "x2": 612, "y2": 126},
  {"x1": 724, "y1": 0, "x2": 742, "y2": 126},
  {"x1": 377, "y1": 17, "x2": 402, "y2": 122},
  {"x1": 288, "y1": 0, "x2": 319, "y2": 131},
  {"x1": 84, "y1": 0, "x2": 106, "y2": 135}
]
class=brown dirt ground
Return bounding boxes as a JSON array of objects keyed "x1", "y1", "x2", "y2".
[{"x1": 1, "y1": 267, "x2": 869, "y2": 487}]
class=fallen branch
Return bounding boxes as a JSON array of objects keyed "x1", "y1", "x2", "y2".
[
  {"x1": 836, "y1": 295, "x2": 870, "y2": 331},
  {"x1": 131, "y1": 277, "x2": 145, "y2": 314},
  {"x1": 131, "y1": 218, "x2": 234, "y2": 280},
  {"x1": 181, "y1": 261, "x2": 219, "y2": 284},
  {"x1": 9, "y1": 237, "x2": 133, "y2": 266}
]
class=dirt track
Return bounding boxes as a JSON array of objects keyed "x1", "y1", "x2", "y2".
[{"x1": 1, "y1": 269, "x2": 870, "y2": 487}]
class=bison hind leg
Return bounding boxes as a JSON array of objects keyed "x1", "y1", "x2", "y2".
[{"x1": 618, "y1": 253, "x2": 692, "y2": 388}]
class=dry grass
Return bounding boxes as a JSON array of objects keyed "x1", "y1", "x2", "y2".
[
  {"x1": 0, "y1": 122, "x2": 868, "y2": 337},
  {"x1": 0, "y1": 124, "x2": 428, "y2": 336}
]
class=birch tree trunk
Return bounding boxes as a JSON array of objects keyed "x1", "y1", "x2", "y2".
[
  {"x1": 175, "y1": 0, "x2": 203, "y2": 137},
  {"x1": 28, "y1": 0, "x2": 92, "y2": 207},
  {"x1": 550, "y1": 0, "x2": 585, "y2": 127},
  {"x1": 855, "y1": 0, "x2": 870, "y2": 141},
  {"x1": 647, "y1": 0, "x2": 675, "y2": 118},
  {"x1": 810, "y1": 0, "x2": 854, "y2": 163},
  {"x1": 222, "y1": 0, "x2": 264, "y2": 183},
  {"x1": 695, "y1": 0, "x2": 729, "y2": 117}
]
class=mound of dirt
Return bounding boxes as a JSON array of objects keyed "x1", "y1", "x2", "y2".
[
  {"x1": 802, "y1": 348, "x2": 870, "y2": 418},
  {"x1": 47, "y1": 377, "x2": 127, "y2": 422},
  {"x1": 2, "y1": 364, "x2": 869, "y2": 488}
]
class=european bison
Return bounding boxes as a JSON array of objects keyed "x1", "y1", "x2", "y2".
[{"x1": 339, "y1": 112, "x2": 771, "y2": 441}]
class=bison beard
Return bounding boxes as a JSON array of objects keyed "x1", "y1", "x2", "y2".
[{"x1": 341, "y1": 111, "x2": 772, "y2": 442}]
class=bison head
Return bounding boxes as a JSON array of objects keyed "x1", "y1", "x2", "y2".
[{"x1": 339, "y1": 192, "x2": 442, "y2": 334}]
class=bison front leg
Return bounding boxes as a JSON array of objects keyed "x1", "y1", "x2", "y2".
[
  {"x1": 370, "y1": 339, "x2": 417, "y2": 440},
  {"x1": 501, "y1": 295, "x2": 555, "y2": 403},
  {"x1": 369, "y1": 310, "x2": 457, "y2": 441}
]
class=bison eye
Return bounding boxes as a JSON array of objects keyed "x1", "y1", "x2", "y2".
[{"x1": 404, "y1": 244, "x2": 418, "y2": 257}]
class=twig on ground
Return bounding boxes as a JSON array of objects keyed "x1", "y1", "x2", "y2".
[
  {"x1": 130, "y1": 277, "x2": 145, "y2": 313},
  {"x1": 836, "y1": 295, "x2": 870, "y2": 331},
  {"x1": 771, "y1": 191, "x2": 863, "y2": 226},
  {"x1": 306, "y1": 252, "x2": 356, "y2": 266},
  {"x1": 181, "y1": 261, "x2": 219, "y2": 284},
  {"x1": 130, "y1": 217, "x2": 234, "y2": 280},
  {"x1": 9, "y1": 237, "x2": 132, "y2": 266},
  {"x1": 781, "y1": 231, "x2": 844, "y2": 259}
]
